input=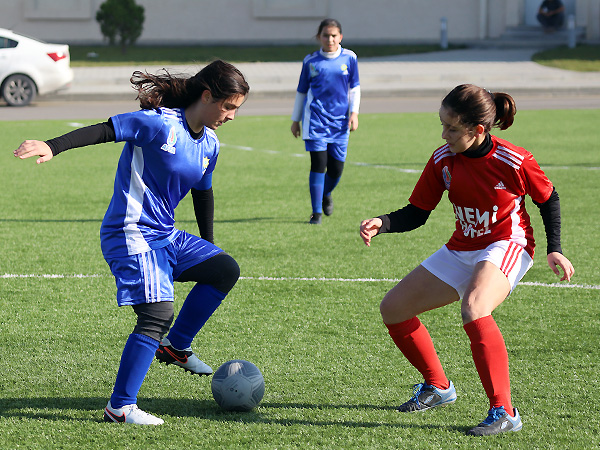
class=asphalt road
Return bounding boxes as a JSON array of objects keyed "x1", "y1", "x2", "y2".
[{"x1": 1, "y1": 94, "x2": 599, "y2": 122}]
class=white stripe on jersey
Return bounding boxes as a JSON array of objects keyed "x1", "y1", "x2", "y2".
[
  {"x1": 302, "y1": 89, "x2": 314, "y2": 141},
  {"x1": 123, "y1": 146, "x2": 151, "y2": 255},
  {"x1": 508, "y1": 195, "x2": 527, "y2": 246},
  {"x1": 162, "y1": 108, "x2": 182, "y2": 122},
  {"x1": 433, "y1": 145, "x2": 453, "y2": 164},
  {"x1": 494, "y1": 145, "x2": 525, "y2": 170}
]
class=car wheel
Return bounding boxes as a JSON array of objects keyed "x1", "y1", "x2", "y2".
[{"x1": 2, "y1": 74, "x2": 37, "y2": 106}]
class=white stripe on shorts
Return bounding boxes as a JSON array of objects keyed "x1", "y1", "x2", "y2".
[{"x1": 139, "y1": 250, "x2": 161, "y2": 303}]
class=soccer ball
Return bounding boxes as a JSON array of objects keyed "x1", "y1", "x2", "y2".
[{"x1": 211, "y1": 360, "x2": 265, "y2": 411}]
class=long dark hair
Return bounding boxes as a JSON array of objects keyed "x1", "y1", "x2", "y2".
[
  {"x1": 316, "y1": 18, "x2": 342, "y2": 38},
  {"x1": 441, "y1": 84, "x2": 517, "y2": 131},
  {"x1": 131, "y1": 59, "x2": 249, "y2": 110}
]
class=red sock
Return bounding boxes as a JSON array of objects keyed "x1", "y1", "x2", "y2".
[
  {"x1": 464, "y1": 315, "x2": 514, "y2": 416},
  {"x1": 385, "y1": 317, "x2": 449, "y2": 390}
]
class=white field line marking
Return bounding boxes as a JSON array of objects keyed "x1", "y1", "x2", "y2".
[
  {"x1": 2, "y1": 274, "x2": 102, "y2": 279},
  {"x1": 221, "y1": 143, "x2": 600, "y2": 172},
  {"x1": 238, "y1": 276, "x2": 599, "y2": 290},
  {"x1": 4, "y1": 273, "x2": 596, "y2": 290}
]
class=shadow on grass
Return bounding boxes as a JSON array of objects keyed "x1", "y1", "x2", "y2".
[
  {"x1": 0, "y1": 217, "x2": 305, "y2": 225},
  {"x1": 0, "y1": 396, "x2": 466, "y2": 432}
]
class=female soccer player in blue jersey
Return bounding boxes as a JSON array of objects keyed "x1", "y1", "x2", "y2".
[
  {"x1": 14, "y1": 60, "x2": 249, "y2": 425},
  {"x1": 291, "y1": 18, "x2": 361, "y2": 224}
]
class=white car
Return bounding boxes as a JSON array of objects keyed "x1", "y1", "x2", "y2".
[{"x1": 0, "y1": 28, "x2": 74, "y2": 106}]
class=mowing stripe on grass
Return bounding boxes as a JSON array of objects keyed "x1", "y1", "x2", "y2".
[
  {"x1": 221, "y1": 143, "x2": 600, "y2": 172},
  {"x1": 2, "y1": 273, "x2": 598, "y2": 290}
]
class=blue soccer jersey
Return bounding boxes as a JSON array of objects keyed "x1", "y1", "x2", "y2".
[
  {"x1": 296, "y1": 47, "x2": 360, "y2": 142},
  {"x1": 100, "y1": 107, "x2": 219, "y2": 258}
]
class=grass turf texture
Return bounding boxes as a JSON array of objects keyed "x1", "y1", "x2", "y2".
[
  {"x1": 1, "y1": 110, "x2": 599, "y2": 449},
  {"x1": 69, "y1": 44, "x2": 461, "y2": 66},
  {"x1": 68, "y1": 43, "x2": 600, "y2": 72}
]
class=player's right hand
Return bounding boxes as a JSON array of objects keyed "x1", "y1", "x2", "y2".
[
  {"x1": 290, "y1": 121, "x2": 301, "y2": 138},
  {"x1": 13, "y1": 140, "x2": 53, "y2": 164},
  {"x1": 360, "y1": 218, "x2": 383, "y2": 247}
]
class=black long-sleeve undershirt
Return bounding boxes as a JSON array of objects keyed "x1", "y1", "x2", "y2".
[
  {"x1": 44, "y1": 120, "x2": 215, "y2": 242},
  {"x1": 377, "y1": 189, "x2": 562, "y2": 255},
  {"x1": 192, "y1": 187, "x2": 214, "y2": 244},
  {"x1": 45, "y1": 121, "x2": 116, "y2": 155}
]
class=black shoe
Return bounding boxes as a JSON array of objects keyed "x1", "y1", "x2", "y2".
[
  {"x1": 155, "y1": 337, "x2": 212, "y2": 375},
  {"x1": 322, "y1": 195, "x2": 333, "y2": 216},
  {"x1": 309, "y1": 213, "x2": 322, "y2": 224}
]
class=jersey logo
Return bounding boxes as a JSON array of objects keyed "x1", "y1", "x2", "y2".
[
  {"x1": 442, "y1": 166, "x2": 451, "y2": 190},
  {"x1": 161, "y1": 126, "x2": 177, "y2": 154},
  {"x1": 494, "y1": 181, "x2": 507, "y2": 190},
  {"x1": 309, "y1": 63, "x2": 319, "y2": 78},
  {"x1": 340, "y1": 63, "x2": 349, "y2": 75},
  {"x1": 202, "y1": 156, "x2": 210, "y2": 172}
]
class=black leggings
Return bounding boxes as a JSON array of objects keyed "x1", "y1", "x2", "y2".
[
  {"x1": 310, "y1": 151, "x2": 344, "y2": 179},
  {"x1": 132, "y1": 252, "x2": 239, "y2": 341}
]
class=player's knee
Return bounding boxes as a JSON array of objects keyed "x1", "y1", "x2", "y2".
[
  {"x1": 132, "y1": 302, "x2": 175, "y2": 342},
  {"x1": 460, "y1": 299, "x2": 490, "y2": 325},
  {"x1": 380, "y1": 292, "x2": 400, "y2": 322},
  {"x1": 214, "y1": 253, "x2": 240, "y2": 294}
]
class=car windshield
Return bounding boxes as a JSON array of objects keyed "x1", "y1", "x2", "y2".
[{"x1": 3, "y1": 30, "x2": 48, "y2": 44}]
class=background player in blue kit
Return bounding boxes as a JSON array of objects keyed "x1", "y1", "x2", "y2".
[
  {"x1": 291, "y1": 18, "x2": 361, "y2": 224},
  {"x1": 14, "y1": 60, "x2": 249, "y2": 425}
]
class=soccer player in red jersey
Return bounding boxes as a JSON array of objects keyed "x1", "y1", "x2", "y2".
[{"x1": 360, "y1": 84, "x2": 574, "y2": 436}]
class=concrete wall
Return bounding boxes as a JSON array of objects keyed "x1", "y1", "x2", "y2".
[{"x1": 0, "y1": 0, "x2": 597, "y2": 45}]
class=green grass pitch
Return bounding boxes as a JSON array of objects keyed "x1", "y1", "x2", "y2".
[{"x1": 1, "y1": 109, "x2": 599, "y2": 449}]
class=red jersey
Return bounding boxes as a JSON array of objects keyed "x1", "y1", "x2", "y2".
[{"x1": 409, "y1": 135, "x2": 553, "y2": 258}]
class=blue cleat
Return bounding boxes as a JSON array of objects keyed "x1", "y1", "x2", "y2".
[
  {"x1": 466, "y1": 406, "x2": 522, "y2": 436},
  {"x1": 397, "y1": 380, "x2": 457, "y2": 412}
]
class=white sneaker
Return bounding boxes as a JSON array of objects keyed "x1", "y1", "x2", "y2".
[
  {"x1": 104, "y1": 401, "x2": 164, "y2": 425},
  {"x1": 155, "y1": 337, "x2": 213, "y2": 375}
]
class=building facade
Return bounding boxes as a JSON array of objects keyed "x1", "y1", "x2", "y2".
[{"x1": 0, "y1": 0, "x2": 598, "y2": 45}]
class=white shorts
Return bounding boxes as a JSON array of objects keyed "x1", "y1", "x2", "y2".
[{"x1": 420, "y1": 241, "x2": 533, "y2": 299}]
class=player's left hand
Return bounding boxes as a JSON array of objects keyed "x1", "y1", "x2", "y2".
[
  {"x1": 13, "y1": 140, "x2": 54, "y2": 164},
  {"x1": 348, "y1": 112, "x2": 359, "y2": 132},
  {"x1": 547, "y1": 251, "x2": 574, "y2": 281}
]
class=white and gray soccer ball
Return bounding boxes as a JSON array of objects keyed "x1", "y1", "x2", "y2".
[{"x1": 211, "y1": 360, "x2": 265, "y2": 411}]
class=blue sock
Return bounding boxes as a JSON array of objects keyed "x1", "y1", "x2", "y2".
[
  {"x1": 323, "y1": 173, "x2": 341, "y2": 198},
  {"x1": 110, "y1": 333, "x2": 159, "y2": 408},
  {"x1": 309, "y1": 171, "x2": 325, "y2": 213},
  {"x1": 167, "y1": 284, "x2": 226, "y2": 350}
]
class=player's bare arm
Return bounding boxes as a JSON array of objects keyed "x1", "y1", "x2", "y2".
[{"x1": 13, "y1": 140, "x2": 54, "y2": 164}]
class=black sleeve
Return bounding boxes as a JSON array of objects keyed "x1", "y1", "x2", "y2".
[
  {"x1": 45, "y1": 120, "x2": 116, "y2": 156},
  {"x1": 377, "y1": 203, "x2": 431, "y2": 234},
  {"x1": 532, "y1": 187, "x2": 562, "y2": 254},
  {"x1": 191, "y1": 187, "x2": 214, "y2": 244}
]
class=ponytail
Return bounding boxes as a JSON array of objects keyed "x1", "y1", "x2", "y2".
[{"x1": 442, "y1": 84, "x2": 517, "y2": 132}]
